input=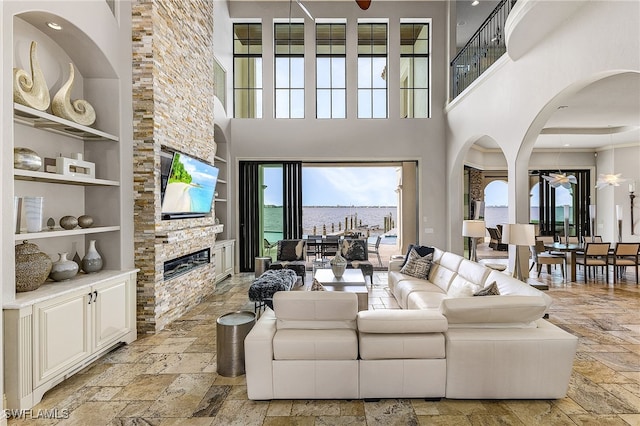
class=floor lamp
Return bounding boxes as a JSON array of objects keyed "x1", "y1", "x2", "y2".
[
  {"x1": 463, "y1": 220, "x2": 486, "y2": 262},
  {"x1": 502, "y1": 223, "x2": 536, "y2": 281}
]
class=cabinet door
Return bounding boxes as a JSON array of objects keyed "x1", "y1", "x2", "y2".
[
  {"x1": 93, "y1": 278, "x2": 130, "y2": 352},
  {"x1": 223, "y1": 242, "x2": 234, "y2": 275},
  {"x1": 213, "y1": 245, "x2": 224, "y2": 282},
  {"x1": 34, "y1": 289, "x2": 91, "y2": 387}
]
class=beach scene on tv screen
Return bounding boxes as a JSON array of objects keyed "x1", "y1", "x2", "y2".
[{"x1": 161, "y1": 153, "x2": 218, "y2": 214}]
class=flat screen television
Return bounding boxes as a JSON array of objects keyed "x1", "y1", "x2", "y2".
[{"x1": 160, "y1": 150, "x2": 219, "y2": 220}]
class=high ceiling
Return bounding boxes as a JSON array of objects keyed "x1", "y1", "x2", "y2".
[{"x1": 456, "y1": 1, "x2": 640, "y2": 151}]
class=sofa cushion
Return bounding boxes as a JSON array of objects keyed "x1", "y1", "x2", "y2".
[
  {"x1": 455, "y1": 259, "x2": 491, "y2": 287},
  {"x1": 359, "y1": 333, "x2": 445, "y2": 360},
  {"x1": 407, "y1": 291, "x2": 448, "y2": 310},
  {"x1": 357, "y1": 309, "x2": 447, "y2": 333},
  {"x1": 274, "y1": 329, "x2": 358, "y2": 360},
  {"x1": 400, "y1": 244, "x2": 435, "y2": 267},
  {"x1": 428, "y1": 264, "x2": 457, "y2": 292},
  {"x1": 438, "y1": 252, "x2": 464, "y2": 272},
  {"x1": 274, "y1": 292, "x2": 357, "y2": 330},
  {"x1": 400, "y1": 250, "x2": 433, "y2": 279},
  {"x1": 439, "y1": 295, "x2": 548, "y2": 327},
  {"x1": 394, "y1": 279, "x2": 443, "y2": 309},
  {"x1": 474, "y1": 281, "x2": 500, "y2": 296}
]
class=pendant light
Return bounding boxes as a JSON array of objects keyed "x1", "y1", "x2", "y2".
[
  {"x1": 542, "y1": 143, "x2": 576, "y2": 189},
  {"x1": 596, "y1": 127, "x2": 626, "y2": 190}
]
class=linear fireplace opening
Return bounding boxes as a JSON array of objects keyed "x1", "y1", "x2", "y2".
[{"x1": 163, "y1": 248, "x2": 211, "y2": 281}]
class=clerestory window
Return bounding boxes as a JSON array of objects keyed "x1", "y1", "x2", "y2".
[
  {"x1": 275, "y1": 22, "x2": 305, "y2": 118},
  {"x1": 357, "y1": 22, "x2": 387, "y2": 119},
  {"x1": 400, "y1": 22, "x2": 430, "y2": 118},
  {"x1": 316, "y1": 23, "x2": 346, "y2": 119},
  {"x1": 233, "y1": 23, "x2": 263, "y2": 118}
]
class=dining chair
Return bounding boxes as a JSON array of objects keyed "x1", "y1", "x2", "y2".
[
  {"x1": 321, "y1": 236, "x2": 340, "y2": 257},
  {"x1": 575, "y1": 242, "x2": 610, "y2": 282},
  {"x1": 530, "y1": 240, "x2": 566, "y2": 281},
  {"x1": 305, "y1": 235, "x2": 321, "y2": 260},
  {"x1": 608, "y1": 242, "x2": 640, "y2": 284}
]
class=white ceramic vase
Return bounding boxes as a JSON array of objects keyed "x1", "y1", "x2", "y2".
[
  {"x1": 50, "y1": 252, "x2": 79, "y2": 281},
  {"x1": 23, "y1": 196, "x2": 43, "y2": 233},
  {"x1": 81, "y1": 240, "x2": 103, "y2": 273}
]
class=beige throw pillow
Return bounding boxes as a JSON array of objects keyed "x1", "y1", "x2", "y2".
[{"x1": 474, "y1": 281, "x2": 500, "y2": 296}]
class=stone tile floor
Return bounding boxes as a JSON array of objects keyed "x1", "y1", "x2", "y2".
[{"x1": 8, "y1": 265, "x2": 640, "y2": 425}]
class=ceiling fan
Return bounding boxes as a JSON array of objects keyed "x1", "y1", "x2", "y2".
[{"x1": 356, "y1": 0, "x2": 372, "y2": 10}]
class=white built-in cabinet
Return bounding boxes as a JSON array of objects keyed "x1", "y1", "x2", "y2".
[
  {"x1": 5, "y1": 272, "x2": 136, "y2": 409},
  {"x1": 2, "y1": 7, "x2": 136, "y2": 410},
  {"x1": 214, "y1": 239, "x2": 235, "y2": 283}
]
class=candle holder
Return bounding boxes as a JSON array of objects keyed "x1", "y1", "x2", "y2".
[{"x1": 618, "y1": 219, "x2": 623, "y2": 243}]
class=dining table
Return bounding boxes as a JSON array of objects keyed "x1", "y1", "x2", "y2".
[{"x1": 543, "y1": 242, "x2": 584, "y2": 282}]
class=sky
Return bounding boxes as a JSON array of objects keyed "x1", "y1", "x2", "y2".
[
  {"x1": 485, "y1": 180, "x2": 573, "y2": 206},
  {"x1": 263, "y1": 166, "x2": 399, "y2": 206}
]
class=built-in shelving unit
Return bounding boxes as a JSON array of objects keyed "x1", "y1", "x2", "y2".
[
  {"x1": 3, "y1": 8, "x2": 136, "y2": 410},
  {"x1": 214, "y1": 150, "x2": 229, "y2": 240},
  {"x1": 14, "y1": 226, "x2": 120, "y2": 241},
  {"x1": 13, "y1": 103, "x2": 119, "y2": 142},
  {"x1": 14, "y1": 169, "x2": 120, "y2": 186}
]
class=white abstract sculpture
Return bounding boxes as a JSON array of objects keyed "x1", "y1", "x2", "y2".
[
  {"x1": 52, "y1": 63, "x2": 96, "y2": 126},
  {"x1": 13, "y1": 41, "x2": 51, "y2": 111}
]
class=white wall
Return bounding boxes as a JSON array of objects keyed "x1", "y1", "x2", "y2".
[
  {"x1": 446, "y1": 0, "x2": 640, "y2": 253},
  {"x1": 224, "y1": 1, "x2": 449, "y2": 247},
  {"x1": 596, "y1": 145, "x2": 640, "y2": 243}
]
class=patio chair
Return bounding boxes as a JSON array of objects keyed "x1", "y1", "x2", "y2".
[
  {"x1": 608, "y1": 242, "x2": 639, "y2": 284},
  {"x1": 575, "y1": 242, "x2": 610, "y2": 283},
  {"x1": 368, "y1": 235, "x2": 382, "y2": 267}
]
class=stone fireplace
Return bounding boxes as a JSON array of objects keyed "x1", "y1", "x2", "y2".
[{"x1": 132, "y1": 0, "x2": 218, "y2": 334}]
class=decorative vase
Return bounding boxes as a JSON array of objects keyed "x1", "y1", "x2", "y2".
[
  {"x1": 15, "y1": 240, "x2": 52, "y2": 292},
  {"x1": 330, "y1": 253, "x2": 347, "y2": 278},
  {"x1": 50, "y1": 252, "x2": 79, "y2": 281},
  {"x1": 51, "y1": 63, "x2": 96, "y2": 126},
  {"x1": 59, "y1": 215, "x2": 78, "y2": 230},
  {"x1": 23, "y1": 196, "x2": 43, "y2": 233},
  {"x1": 13, "y1": 41, "x2": 50, "y2": 111},
  {"x1": 82, "y1": 240, "x2": 103, "y2": 273},
  {"x1": 78, "y1": 215, "x2": 94, "y2": 228},
  {"x1": 14, "y1": 147, "x2": 42, "y2": 171}
]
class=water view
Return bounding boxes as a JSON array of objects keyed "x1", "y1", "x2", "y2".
[{"x1": 263, "y1": 206, "x2": 397, "y2": 244}]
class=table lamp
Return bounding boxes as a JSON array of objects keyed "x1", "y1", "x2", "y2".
[
  {"x1": 501, "y1": 223, "x2": 536, "y2": 281},
  {"x1": 462, "y1": 220, "x2": 486, "y2": 262}
]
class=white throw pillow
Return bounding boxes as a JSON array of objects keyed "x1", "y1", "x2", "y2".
[{"x1": 447, "y1": 280, "x2": 481, "y2": 298}]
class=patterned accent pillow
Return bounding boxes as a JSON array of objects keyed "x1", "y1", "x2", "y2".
[
  {"x1": 341, "y1": 239, "x2": 367, "y2": 261},
  {"x1": 474, "y1": 281, "x2": 500, "y2": 296},
  {"x1": 310, "y1": 279, "x2": 326, "y2": 291},
  {"x1": 401, "y1": 244, "x2": 435, "y2": 267},
  {"x1": 278, "y1": 240, "x2": 305, "y2": 261},
  {"x1": 400, "y1": 249, "x2": 433, "y2": 279}
]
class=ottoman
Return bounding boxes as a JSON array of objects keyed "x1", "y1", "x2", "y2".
[{"x1": 249, "y1": 269, "x2": 297, "y2": 312}]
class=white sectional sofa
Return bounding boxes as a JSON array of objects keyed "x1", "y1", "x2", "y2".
[{"x1": 244, "y1": 247, "x2": 578, "y2": 401}]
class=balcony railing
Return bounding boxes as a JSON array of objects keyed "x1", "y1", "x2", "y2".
[{"x1": 450, "y1": 0, "x2": 517, "y2": 99}]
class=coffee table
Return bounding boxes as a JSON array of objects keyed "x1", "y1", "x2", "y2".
[{"x1": 314, "y1": 269, "x2": 368, "y2": 311}]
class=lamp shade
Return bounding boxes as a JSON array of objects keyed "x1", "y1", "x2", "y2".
[
  {"x1": 462, "y1": 220, "x2": 486, "y2": 238},
  {"x1": 501, "y1": 223, "x2": 535, "y2": 246}
]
